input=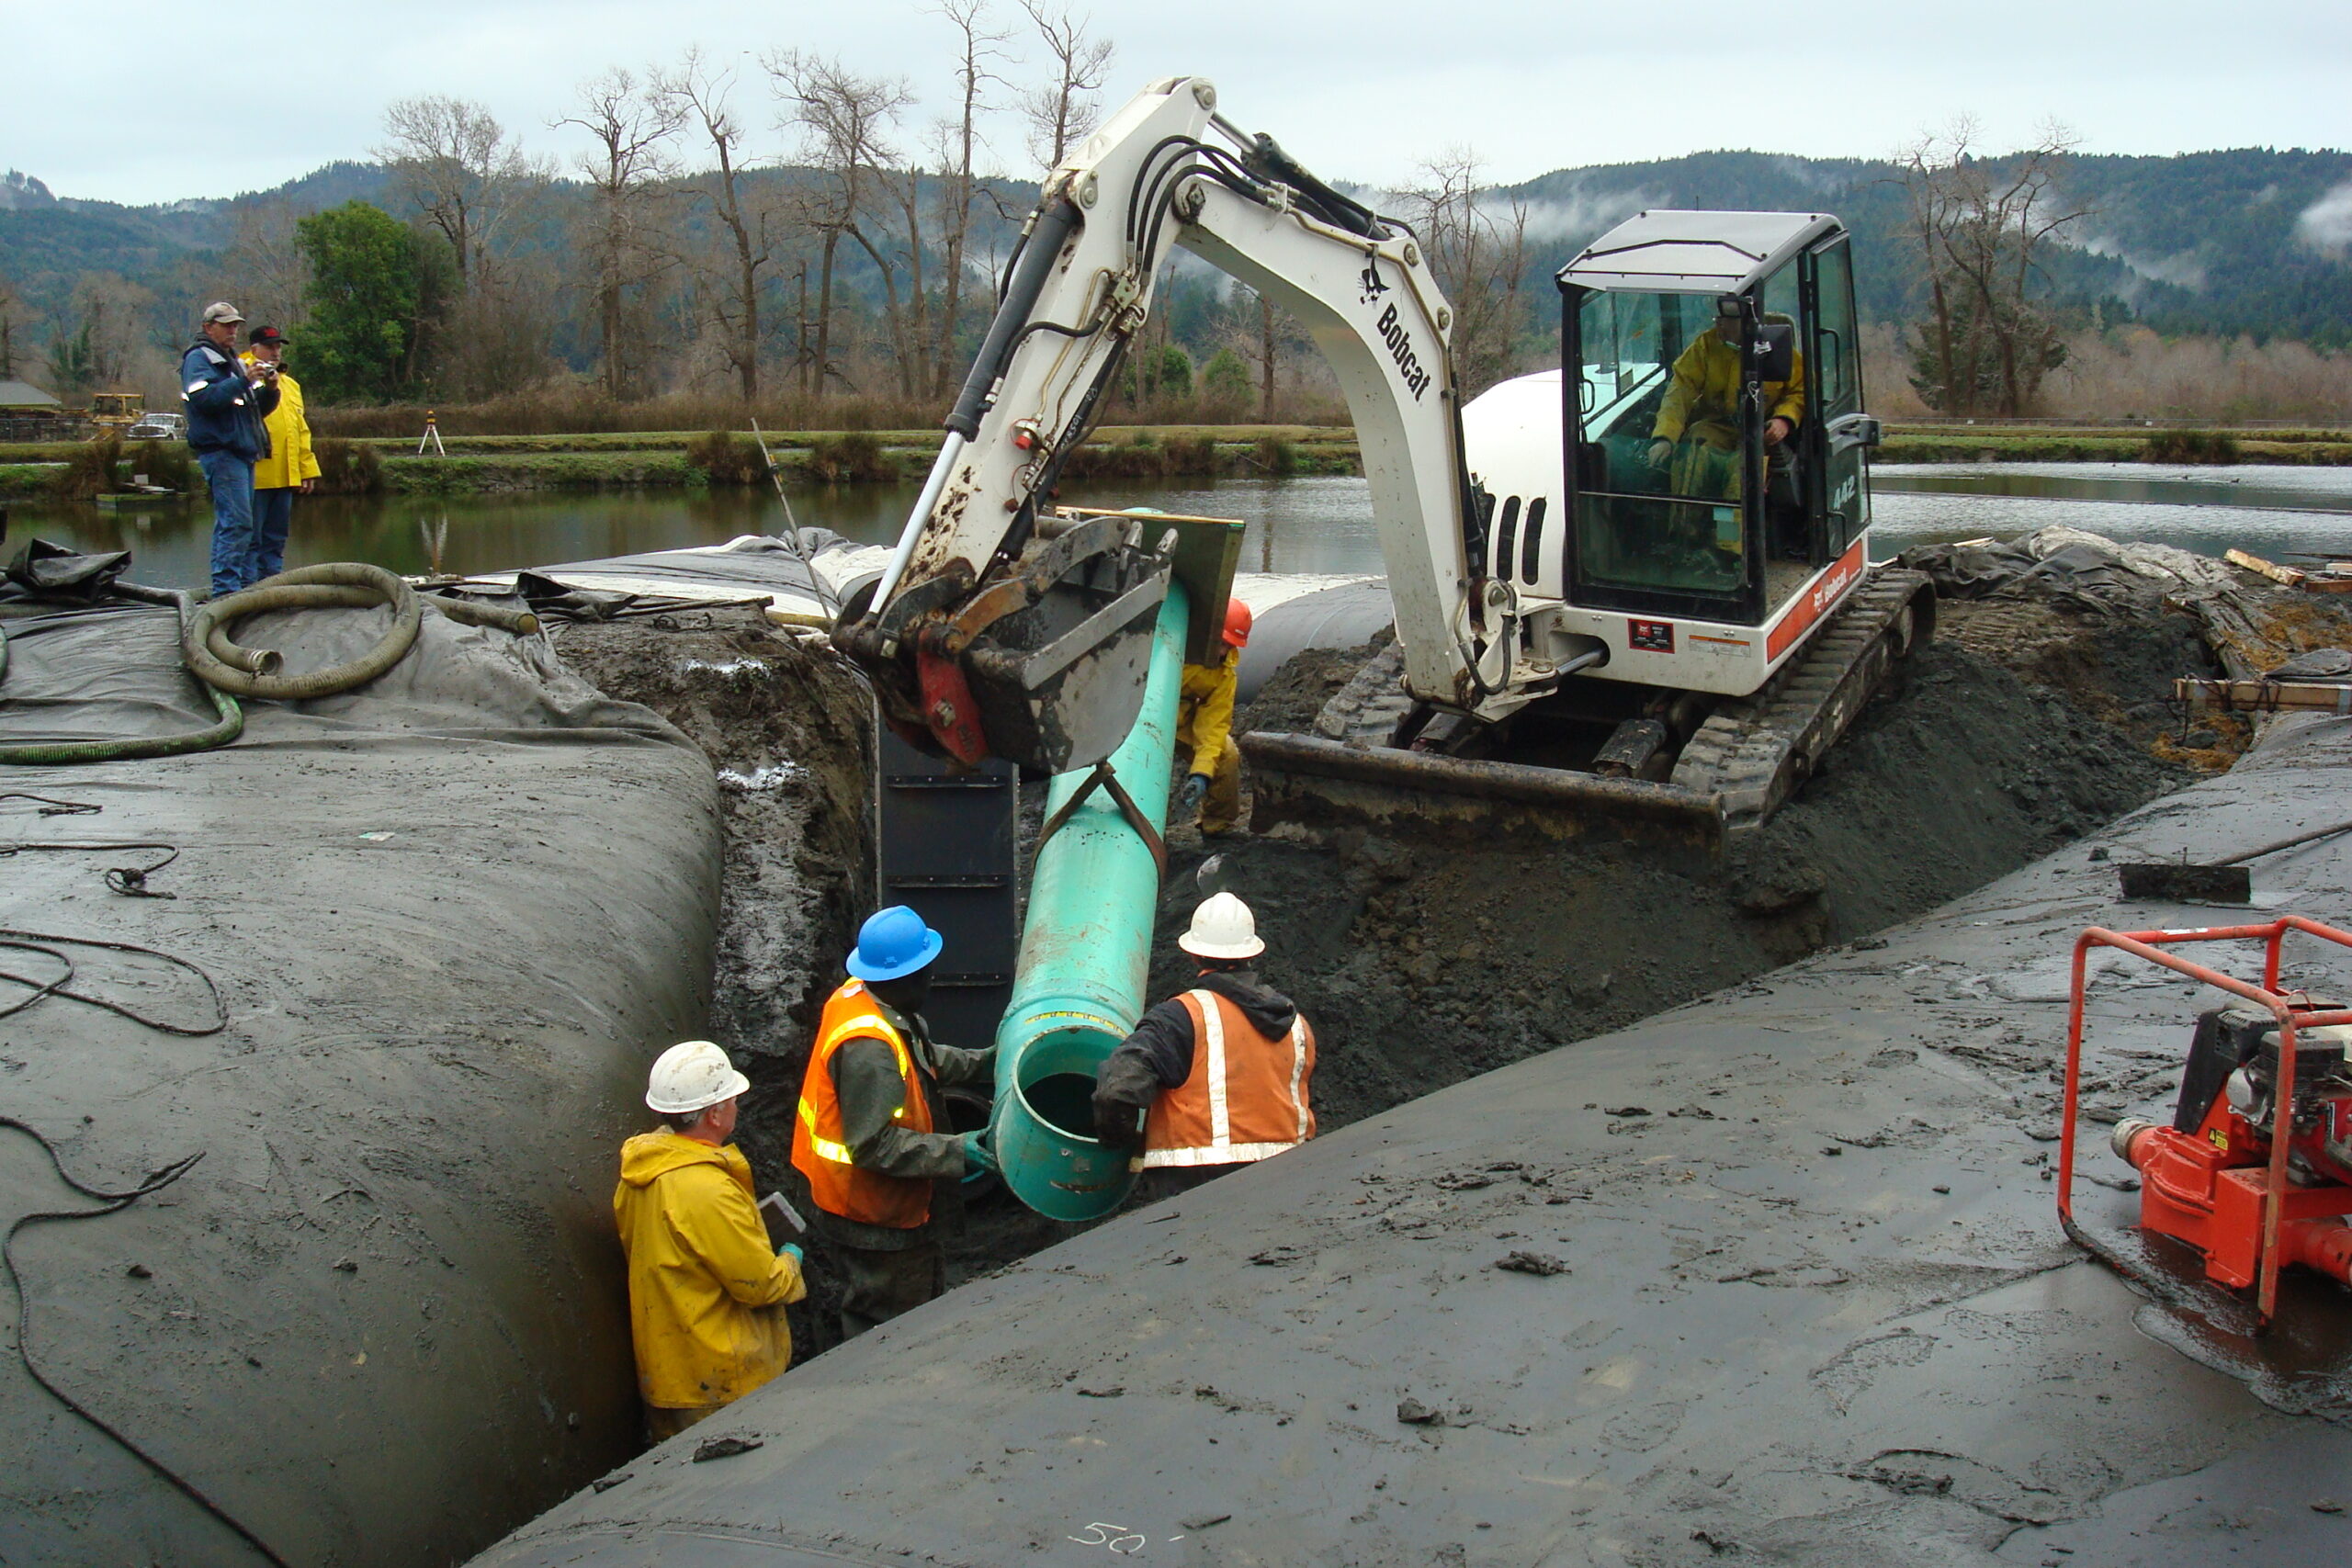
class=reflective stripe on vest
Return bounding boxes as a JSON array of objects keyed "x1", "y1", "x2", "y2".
[
  {"x1": 1137, "y1": 988, "x2": 1315, "y2": 1169},
  {"x1": 797, "y1": 1009, "x2": 909, "y2": 1166}
]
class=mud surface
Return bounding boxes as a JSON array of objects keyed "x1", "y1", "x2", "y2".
[{"x1": 1144, "y1": 636, "x2": 2187, "y2": 1135}]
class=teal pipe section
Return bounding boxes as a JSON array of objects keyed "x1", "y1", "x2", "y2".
[{"x1": 990, "y1": 581, "x2": 1189, "y2": 1221}]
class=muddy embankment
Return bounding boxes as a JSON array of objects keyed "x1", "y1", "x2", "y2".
[{"x1": 557, "y1": 539, "x2": 2352, "y2": 1352}]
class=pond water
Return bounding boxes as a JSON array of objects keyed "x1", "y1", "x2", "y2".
[{"x1": 12, "y1": 462, "x2": 2352, "y2": 591}]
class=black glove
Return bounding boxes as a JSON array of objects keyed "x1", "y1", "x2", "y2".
[
  {"x1": 1092, "y1": 1092, "x2": 1144, "y2": 1151},
  {"x1": 1178, "y1": 773, "x2": 1210, "y2": 810}
]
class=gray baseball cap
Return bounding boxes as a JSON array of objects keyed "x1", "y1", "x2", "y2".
[{"x1": 200, "y1": 300, "x2": 245, "y2": 325}]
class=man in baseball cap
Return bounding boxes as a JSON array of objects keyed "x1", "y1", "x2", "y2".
[
  {"x1": 614, "y1": 1040, "x2": 807, "y2": 1441},
  {"x1": 179, "y1": 301, "x2": 279, "y2": 600}
]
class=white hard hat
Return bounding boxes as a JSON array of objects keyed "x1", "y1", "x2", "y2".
[
  {"x1": 1178, "y1": 892, "x2": 1264, "y2": 961},
  {"x1": 645, "y1": 1040, "x2": 750, "y2": 1115}
]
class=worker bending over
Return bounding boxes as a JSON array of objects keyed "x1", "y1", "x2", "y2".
[
  {"x1": 794, "y1": 906, "x2": 996, "y2": 1337},
  {"x1": 615, "y1": 1041, "x2": 807, "y2": 1442},
  {"x1": 1174, "y1": 598, "x2": 1252, "y2": 837},
  {"x1": 1091, "y1": 893, "x2": 1317, "y2": 1187}
]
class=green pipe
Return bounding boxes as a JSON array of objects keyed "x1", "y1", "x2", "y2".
[{"x1": 990, "y1": 581, "x2": 1189, "y2": 1221}]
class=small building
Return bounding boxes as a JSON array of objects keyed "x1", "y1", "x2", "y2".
[{"x1": 0, "y1": 378, "x2": 62, "y2": 409}]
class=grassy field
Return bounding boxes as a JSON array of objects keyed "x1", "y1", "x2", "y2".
[{"x1": 3, "y1": 421, "x2": 2346, "y2": 502}]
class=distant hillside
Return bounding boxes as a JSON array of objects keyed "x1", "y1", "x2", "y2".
[
  {"x1": 2, "y1": 145, "x2": 2344, "y2": 392},
  {"x1": 1496, "y1": 146, "x2": 2352, "y2": 348}
]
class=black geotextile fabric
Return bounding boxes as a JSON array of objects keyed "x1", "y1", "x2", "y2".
[
  {"x1": 1236, "y1": 580, "x2": 1391, "y2": 704},
  {"x1": 0, "y1": 602, "x2": 219, "y2": 743},
  {"x1": 0, "y1": 600, "x2": 722, "y2": 1567},
  {"x1": 480, "y1": 719, "x2": 2352, "y2": 1568}
]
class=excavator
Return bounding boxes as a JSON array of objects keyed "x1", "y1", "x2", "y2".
[{"x1": 834, "y1": 75, "x2": 1932, "y2": 847}]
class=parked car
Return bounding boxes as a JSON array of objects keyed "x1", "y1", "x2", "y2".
[{"x1": 124, "y1": 412, "x2": 187, "y2": 441}]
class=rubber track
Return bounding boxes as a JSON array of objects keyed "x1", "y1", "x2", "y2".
[
  {"x1": 1313, "y1": 640, "x2": 1415, "y2": 746},
  {"x1": 1670, "y1": 566, "x2": 1935, "y2": 832}
]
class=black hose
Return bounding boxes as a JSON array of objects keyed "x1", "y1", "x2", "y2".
[{"x1": 0, "y1": 1119, "x2": 288, "y2": 1565}]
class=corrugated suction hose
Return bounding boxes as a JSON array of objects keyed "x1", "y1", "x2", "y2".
[{"x1": 184, "y1": 563, "x2": 537, "y2": 701}]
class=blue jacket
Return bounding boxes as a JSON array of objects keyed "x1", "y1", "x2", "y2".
[{"x1": 179, "y1": 338, "x2": 277, "y2": 459}]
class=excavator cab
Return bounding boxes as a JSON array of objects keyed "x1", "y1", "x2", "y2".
[{"x1": 1558, "y1": 210, "x2": 1875, "y2": 631}]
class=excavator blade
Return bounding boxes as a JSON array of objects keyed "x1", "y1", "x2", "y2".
[{"x1": 1239, "y1": 731, "x2": 1727, "y2": 853}]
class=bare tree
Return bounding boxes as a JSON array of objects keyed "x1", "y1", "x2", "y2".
[
  {"x1": 220, "y1": 200, "x2": 310, "y2": 333},
  {"x1": 766, "y1": 51, "x2": 915, "y2": 395},
  {"x1": 1018, "y1": 1, "x2": 1114, "y2": 168},
  {"x1": 929, "y1": 0, "x2": 1014, "y2": 394},
  {"x1": 375, "y1": 96, "x2": 543, "y2": 288},
  {"x1": 659, "y1": 49, "x2": 780, "y2": 401},
  {"x1": 1896, "y1": 118, "x2": 2088, "y2": 416},
  {"x1": 1398, "y1": 149, "x2": 1530, "y2": 397},
  {"x1": 555, "y1": 67, "x2": 686, "y2": 399}
]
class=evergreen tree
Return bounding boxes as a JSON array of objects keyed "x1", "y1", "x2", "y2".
[{"x1": 294, "y1": 201, "x2": 445, "y2": 402}]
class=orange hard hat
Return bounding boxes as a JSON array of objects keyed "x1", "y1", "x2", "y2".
[{"x1": 1221, "y1": 596, "x2": 1252, "y2": 649}]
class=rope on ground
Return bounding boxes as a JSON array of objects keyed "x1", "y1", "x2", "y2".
[
  {"x1": 0, "y1": 841, "x2": 183, "y2": 898},
  {"x1": 0, "y1": 927, "x2": 225, "y2": 1035},
  {"x1": 0, "y1": 1118, "x2": 288, "y2": 1566}
]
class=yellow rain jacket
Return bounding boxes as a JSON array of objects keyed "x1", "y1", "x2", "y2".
[
  {"x1": 238, "y1": 353, "x2": 322, "y2": 491},
  {"x1": 1176, "y1": 649, "x2": 1239, "y2": 777},
  {"x1": 613, "y1": 1131, "x2": 807, "y2": 1411},
  {"x1": 1651, "y1": 330, "x2": 1805, "y2": 448}
]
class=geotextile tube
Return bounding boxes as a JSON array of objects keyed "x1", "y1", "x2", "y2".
[
  {"x1": 989, "y1": 583, "x2": 1189, "y2": 1222},
  {"x1": 0, "y1": 598, "x2": 722, "y2": 1566},
  {"x1": 473, "y1": 719, "x2": 2352, "y2": 1565}
]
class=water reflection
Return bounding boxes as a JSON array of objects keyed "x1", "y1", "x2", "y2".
[{"x1": 7, "y1": 463, "x2": 2350, "y2": 591}]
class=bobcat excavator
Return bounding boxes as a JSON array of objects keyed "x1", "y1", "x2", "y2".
[{"x1": 833, "y1": 75, "x2": 1932, "y2": 848}]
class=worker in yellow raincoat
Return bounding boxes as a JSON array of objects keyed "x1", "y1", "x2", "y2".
[
  {"x1": 1174, "y1": 597, "x2": 1252, "y2": 837},
  {"x1": 615, "y1": 1040, "x2": 807, "y2": 1442},
  {"x1": 236, "y1": 325, "x2": 321, "y2": 589},
  {"x1": 1647, "y1": 319, "x2": 1804, "y2": 502}
]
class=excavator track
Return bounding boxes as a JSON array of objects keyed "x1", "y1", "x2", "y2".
[{"x1": 1669, "y1": 565, "x2": 1936, "y2": 832}]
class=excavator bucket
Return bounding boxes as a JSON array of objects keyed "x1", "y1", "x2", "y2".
[
  {"x1": 956, "y1": 558, "x2": 1173, "y2": 776},
  {"x1": 1239, "y1": 731, "x2": 1728, "y2": 854}
]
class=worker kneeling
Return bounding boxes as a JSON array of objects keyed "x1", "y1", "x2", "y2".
[
  {"x1": 794, "y1": 906, "x2": 997, "y2": 1337},
  {"x1": 1174, "y1": 597, "x2": 1252, "y2": 838},
  {"x1": 1091, "y1": 893, "x2": 1317, "y2": 1185},
  {"x1": 616, "y1": 1041, "x2": 807, "y2": 1442}
]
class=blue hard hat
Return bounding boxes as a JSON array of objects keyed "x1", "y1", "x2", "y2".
[{"x1": 847, "y1": 905, "x2": 944, "y2": 982}]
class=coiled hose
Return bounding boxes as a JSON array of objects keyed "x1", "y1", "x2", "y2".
[{"x1": 0, "y1": 563, "x2": 538, "y2": 763}]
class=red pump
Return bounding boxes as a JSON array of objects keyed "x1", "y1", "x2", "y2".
[{"x1": 2059, "y1": 917, "x2": 2352, "y2": 1325}]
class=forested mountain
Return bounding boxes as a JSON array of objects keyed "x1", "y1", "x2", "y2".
[
  {"x1": 1507, "y1": 146, "x2": 2352, "y2": 348},
  {"x1": 2, "y1": 142, "x2": 2345, "y2": 401}
]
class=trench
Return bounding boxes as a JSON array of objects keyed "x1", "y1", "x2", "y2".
[{"x1": 543, "y1": 556, "x2": 2352, "y2": 1365}]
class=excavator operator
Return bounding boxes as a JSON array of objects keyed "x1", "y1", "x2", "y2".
[
  {"x1": 1645, "y1": 316, "x2": 1805, "y2": 502},
  {"x1": 1174, "y1": 597, "x2": 1252, "y2": 838}
]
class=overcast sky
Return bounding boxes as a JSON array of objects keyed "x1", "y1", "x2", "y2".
[{"x1": 8, "y1": 0, "x2": 2347, "y2": 206}]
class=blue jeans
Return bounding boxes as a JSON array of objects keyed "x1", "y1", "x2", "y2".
[
  {"x1": 252, "y1": 487, "x2": 295, "y2": 584},
  {"x1": 200, "y1": 450, "x2": 257, "y2": 599}
]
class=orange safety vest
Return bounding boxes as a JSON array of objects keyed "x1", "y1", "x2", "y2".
[
  {"x1": 792, "y1": 978, "x2": 937, "y2": 1228},
  {"x1": 1138, "y1": 988, "x2": 1316, "y2": 1169}
]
